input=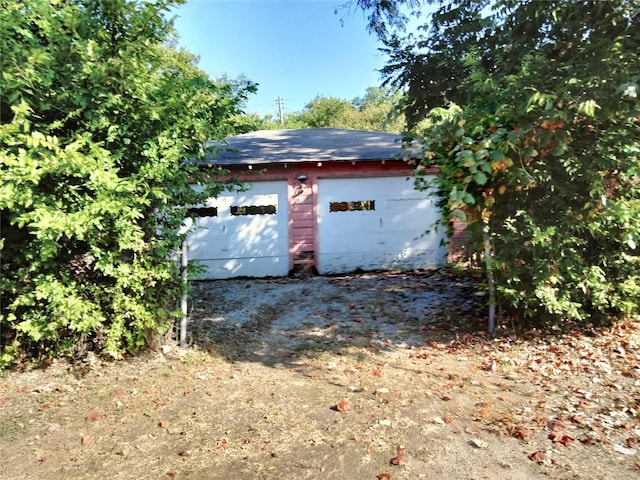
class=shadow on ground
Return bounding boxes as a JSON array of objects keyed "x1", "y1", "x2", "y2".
[{"x1": 188, "y1": 269, "x2": 486, "y2": 368}]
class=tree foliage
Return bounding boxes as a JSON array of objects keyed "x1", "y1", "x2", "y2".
[
  {"x1": 376, "y1": 0, "x2": 640, "y2": 327},
  {"x1": 296, "y1": 95, "x2": 355, "y2": 128},
  {"x1": 234, "y1": 87, "x2": 406, "y2": 133},
  {"x1": 340, "y1": 0, "x2": 423, "y2": 41},
  {"x1": 0, "y1": 0, "x2": 256, "y2": 367}
]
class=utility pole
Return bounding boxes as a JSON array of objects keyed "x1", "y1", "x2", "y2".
[{"x1": 276, "y1": 96, "x2": 284, "y2": 125}]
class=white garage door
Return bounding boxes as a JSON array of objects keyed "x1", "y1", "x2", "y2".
[
  {"x1": 186, "y1": 181, "x2": 289, "y2": 279},
  {"x1": 317, "y1": 176, "x2": 445, "y2": 274}
]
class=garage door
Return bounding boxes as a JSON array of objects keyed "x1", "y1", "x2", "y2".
[
  {"x1": 186, "y1": 181, "x2": 289, "y2": 279},
  {"x1": 317, "y1": 176, "x2": 445, "y2": 274}
]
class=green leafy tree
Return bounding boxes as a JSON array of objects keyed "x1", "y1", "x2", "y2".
[
  {"x1": 363, "y1": 0, "x2": 640, "y2": 330},
  {"x1": 296, "y1": 89, "x2": 404, "y2": 132},
  {"x1": 349, "y1": 86, "x2": 406, "y2": 132},
  {"x1": 295, "y1": 95, "x2": 355, "y2": 128},
  {"x1": 234, "y1": 87, "x2": 405, "y2": 133},
  {"x1": 0, "y1": 0, "x2": 256, "y2": 367}
]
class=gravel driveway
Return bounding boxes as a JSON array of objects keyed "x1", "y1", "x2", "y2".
[{"x1": 188, "y1": 269, "x2": 482, "y2": 363}]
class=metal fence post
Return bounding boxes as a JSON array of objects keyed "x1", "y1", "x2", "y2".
[{"x1": 180, "y1": 239, "x2": 188, "y2": 348}]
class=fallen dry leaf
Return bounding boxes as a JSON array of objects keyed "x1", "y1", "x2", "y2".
[
  {"x1": 548, "y1": 433, "x2": 575, "y2": 446},
  {"x1": 509, "y1": 425, "x2": 530, "y2": 440},
  {"x1": 390, "y1": 446, "x2": 406, "y2": 466},
  {"x1": 477, "y1": 407, "x2": 491, "y2": 419},
  {"x1": 528, "y1": 451, "x2": 547, "y2": 463},
  {"x1": 548, "y1": 420, "x2": 565, "y2": 432},
  {"x1": 534, "y1": 416, "x2": 548, "y2": 427},
  {"x1": 570, "y1": 415, "x2": 585, "y2": 425},
  {"x1": 215, "y1": 437, "x2": 228, "y2": 450}
]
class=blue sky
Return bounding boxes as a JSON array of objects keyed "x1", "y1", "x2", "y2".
[{"x1": 170, "y1": 0, "x2": 387, "y2": 117}]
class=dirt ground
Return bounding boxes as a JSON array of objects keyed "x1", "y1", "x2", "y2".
[{"x1": 1, "y1": 270, "x2": 639, "y2": 480}]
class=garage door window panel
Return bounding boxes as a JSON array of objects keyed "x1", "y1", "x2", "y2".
[
  {"x1": 230, "y1": 205, "x2": 277, "y2": 216},
  {"x1": 329, "y1": 200, "x2": 375, "y2": 212},
  {"x1": 187, "y1": 207, "x2": 218, "y2": 217}
]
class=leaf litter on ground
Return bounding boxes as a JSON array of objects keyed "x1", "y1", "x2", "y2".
[{"x1": 1, "y1": 271, "x2": 639, "y2": 479}]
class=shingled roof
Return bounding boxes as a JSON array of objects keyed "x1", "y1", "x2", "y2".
[{"x1": 205, "y1": 128, "x2": 405, "y2": 166}]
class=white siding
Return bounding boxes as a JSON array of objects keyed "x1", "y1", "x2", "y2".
[
  {"x1": 317, "y1": 176, "x2": 445, "y2": 274},
  {"x1": 186, "y1": 181, "x2": 289, "y2": 279}
]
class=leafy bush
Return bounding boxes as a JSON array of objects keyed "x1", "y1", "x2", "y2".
[
  {"x1": 0, "y1": 0, "x2": 255, "y2": 367},
  {"x1": 388, "y1": 0, "x2": 640, "y2": 329}
]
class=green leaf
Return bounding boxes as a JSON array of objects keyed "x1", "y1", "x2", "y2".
[
  {"x1": 577, "y1": 99, "x2": 599, "y2": 117},
  {"x1": 473, "y1": 171, "x2": 488, "y2": 185}
]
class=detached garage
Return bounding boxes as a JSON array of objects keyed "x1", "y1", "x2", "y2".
[{"x1": 187, "y1": 128, "x2": 445, "y2": 279}]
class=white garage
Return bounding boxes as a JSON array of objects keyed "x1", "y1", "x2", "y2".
[
  {"x1": 186, "y1": 180, "x2": 289, "y2": 279},
  {"x1": 190, "y1": 128, "x2": 447, "y2": 279},
  {"x1": 316, "y1": 176, "x2": 445, "y2": 274}
]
